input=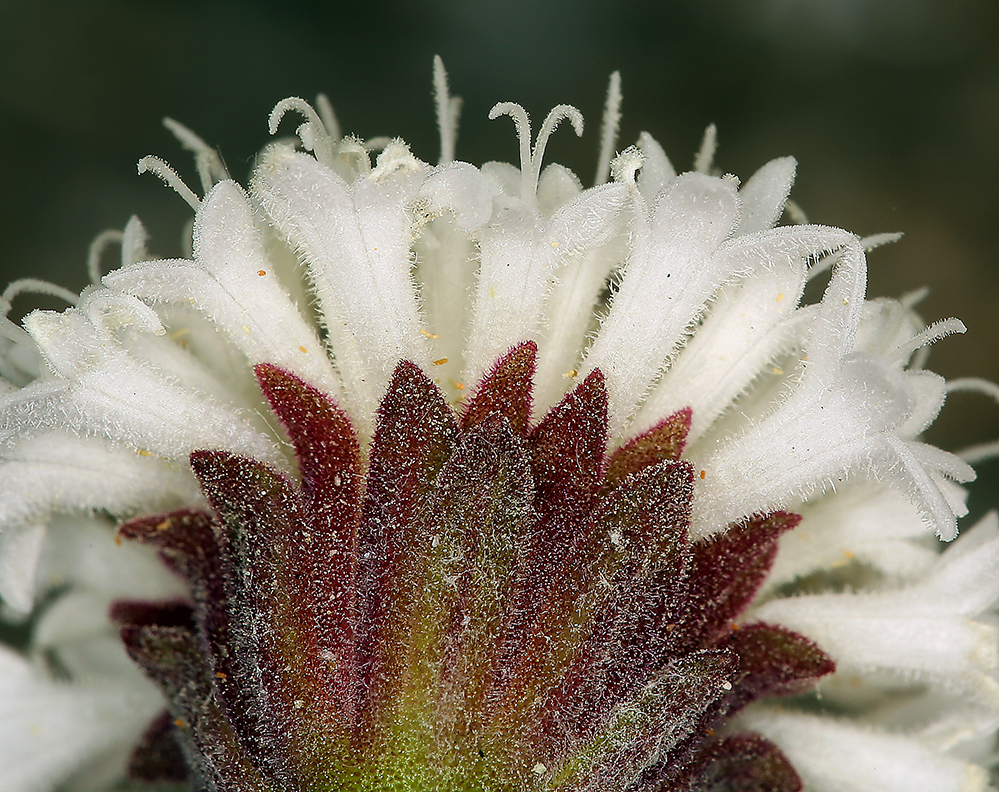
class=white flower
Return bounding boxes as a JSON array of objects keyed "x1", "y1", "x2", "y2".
[{"x1": 1, "y1": 58, "x2": 996, "y2": 792}]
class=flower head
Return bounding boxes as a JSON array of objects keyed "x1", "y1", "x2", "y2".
[{"x1": 1, "y1": 58, "x2": 997, "y2": 792}]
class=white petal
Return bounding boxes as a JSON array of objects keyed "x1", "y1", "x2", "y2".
[
  {"x1": 734, "y1": 156, "x2": 796, "y2": 236},
  {"x1": 896, "y1": 370, "x2": 947, "y2": 438},
  {"x1": 0, "y1": 431, "x2": 201, "y2": 528},
  {"x1": 462, "y1": 182, "x2": 627, "y2": 385},
  {"x1": 688, "y1": 240, "x2": 965, "y2": 538},
  {"x1": 742, "y1": 709, "x2": 990, "y2": 792},
  {"x1": 479, "y1": 161, "x2": 521, "y2": 197},
  {"x1": 38, "y1": 514, "x2": 187, "y2": 606},
  {"x1": 0, "y1": 432, "x2": 201, "y2": 612},
  {"x1": 886, "y1": 436, "x2": 969, "y2": 540},
  {"x1": 635, "y1": 226, "x2": 849, "y2": 440},
  {"x1": 21, "y1": 297, "x2": 278, "y2": 465},
  {"x1": 533, "y1": 233, "x2": 628, "y2": 414},
  {"x1": 536, "y1": 162, "x2": 582, "y2": 215},
  {"x1": 754, "y1": 520, "x2": 999, "y2": 704},
  {"x1": 0, "y1": 643, "x2": 163, "y2": 792},
  {"x1": 636, "y1": 131, "x2": 676, "y2": 204},
  {"x1": 0, "y1": 521, "x2": 45, "y2": 612},
  {"x1": 252, "y1": 145, "x2": 430, "y2": 427},
  {"x1": 763, "y1": 484, "x2": 940, "y2": 592},
  {"x1": 105, "y1": 180, "x2": 342, "y2": 400},
  {"x1": 412, "y1": 214, "x2": 478, "y2": 390},
  {"x1": 916, "y1": 511, "x2": 999, "y2": 615},
  {"x1": 421, "y1": 161, "x2": 497, "y2": 232},
  {"x1": 582, "y1": 173, "x2": 741, "y2": 434},
  {"x1": 0, "y1": 380, "x2": 70, "y2": 447}
]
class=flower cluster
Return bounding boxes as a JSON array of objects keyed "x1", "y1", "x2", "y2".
[{"x1": 1, "y1": 59, "x2": 997, "y2": 792}]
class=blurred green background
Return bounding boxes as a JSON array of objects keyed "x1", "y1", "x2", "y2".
[{"x1": 1, "y1": 0, "x2": 998, "y2": 516}]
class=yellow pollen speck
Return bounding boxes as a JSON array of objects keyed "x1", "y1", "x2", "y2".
[
  {"x1": 257, "y1": 270, "x2": 266, "y2": 276},
  {"x1": 242, "y1": 325, "x2": 251, "y2": 334},
  {"x1": 114, "y1": 533, "x2": 122, "y2": 546},
  {"x1": 550, "y1": 240, "x2": 560, "y2": 248},
  {"x1": 563, "y1": 369, "x2": 578, "y2": 378},
  {"x1": 706, "y1": 728, "x2": 716, "y2": 737},
  {"x1": 174, "y1": 718, "x2": 189, "y2": 730},
  {"x1": 454, "y1": 381, "x2": 466, "y2": 391},
  {"x1": 730, "y1": 622, "x2": 741, "y2": 630},
  {"x1": 775, "y1": 292, "x2": 785, "y2": 303},
  {"x1": 299, "y1": 345, "x2": 308, "y2": 353},
  {"x1": 772, "y1": 367, "x2": 784, "y2": 375},
  {"x1": 170, "y1": 327, "x2": 190, "y2": 340},
  {"x1": 843, "y1": 298, "x2": 850, "y2": 305},
  {"x1": 420, "y1": 328, "x2": 441, "y2": 339},
  {"x1": 699, "y1": 470, "x2": 707, "y2": 480},
  {"x1": 433, "y1": 358, "x2": 448, "y2": 366},
  {"x1": 155, "y1": 520, "x2": 170, "y2": 533},
  {"x1": 843, "y1": 550, "x2": 855, "y2": 560},
  {"x1": 136, "y1": 449, "x2": 151, "y2": 457},
  {"x1": 216, "y1": 672, "x2": 228, "y2": 680}
]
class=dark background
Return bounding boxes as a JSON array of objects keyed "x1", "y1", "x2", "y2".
[{"x1": 2, "y1": 0, "x2": 998, "y2": 517}]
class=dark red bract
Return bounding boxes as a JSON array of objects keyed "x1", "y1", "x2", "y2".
[{"x1": 114, "y1": 341, "x2": 832, "y2": 792}]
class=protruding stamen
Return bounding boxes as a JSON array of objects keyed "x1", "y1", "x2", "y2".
[
  {"x1": 489, "y1": 102, "x2": 533, "y2": 192},
  {"x1": 87, "y1": 229, "x2": 124, "y2": 285},
  {"x1": 162, "y1": 117, "x2": 230, "y2": 195},
  {"x1": 957, "y1": 440, "x2": 999, "y2": 466},
  {"x1": 269, "y1": 96, "x2": 327, "y2": 138},
  {"x1": 694, "y1": 124, "x2": 718, "y2": 174},
  {"x1": 594, "y1": 71, "x2": 622, "y2": 186},
  {"x1": 808, "y1": 233, "x2": 898, "y2": 284},
  {"x1": 137, "y1": 156, "x2": 201, "y2": 211},
  {"x1": 947, "y1": 378, "x2": 999, "y2": 464},
  {"x1": 364, "y1": 136, "x2": 392, "y2": 153},
  {"x1": 533, "y1": 105, "x2": 584, "y2": 197},
  {"x1": 888, "y1": 317, "x2": 966, "y2": 367},
  {"x1": 0, "y1": 315, "x2": 31, "y2": 345},
  {"x1": 489, "y1": 101, "x2": 584, "y2": 201},
  {"x1": 268, "y1": 97, "x2": 336, "y2": 165},
  {"x1": 433, "y1": 55, "x2": 462, "y2": 164},
  {"x1": 900, "y1": 286, "x2": 930, "y2": 309},
  {"x1": 784, "y1": 198, "x2": 809, "y2": 224},
  {"x1": 861, "y1": 232, "x2": 903, "y2": 252},
  {"x1": 947, "y1": 377, "x2": 999, "y2": 401},
  {"x1": 2, "y1": 278, "x2": 81, "y2": 310},
  {"x1": 315, "y1": 93, "x2": 342, "y2": 142},
  {"x1": 1, "y1": 277, "x2": 80, "y2": 345},
  {"x1": 162, "y1": 116, "x2": 209, "y2": 151}
]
